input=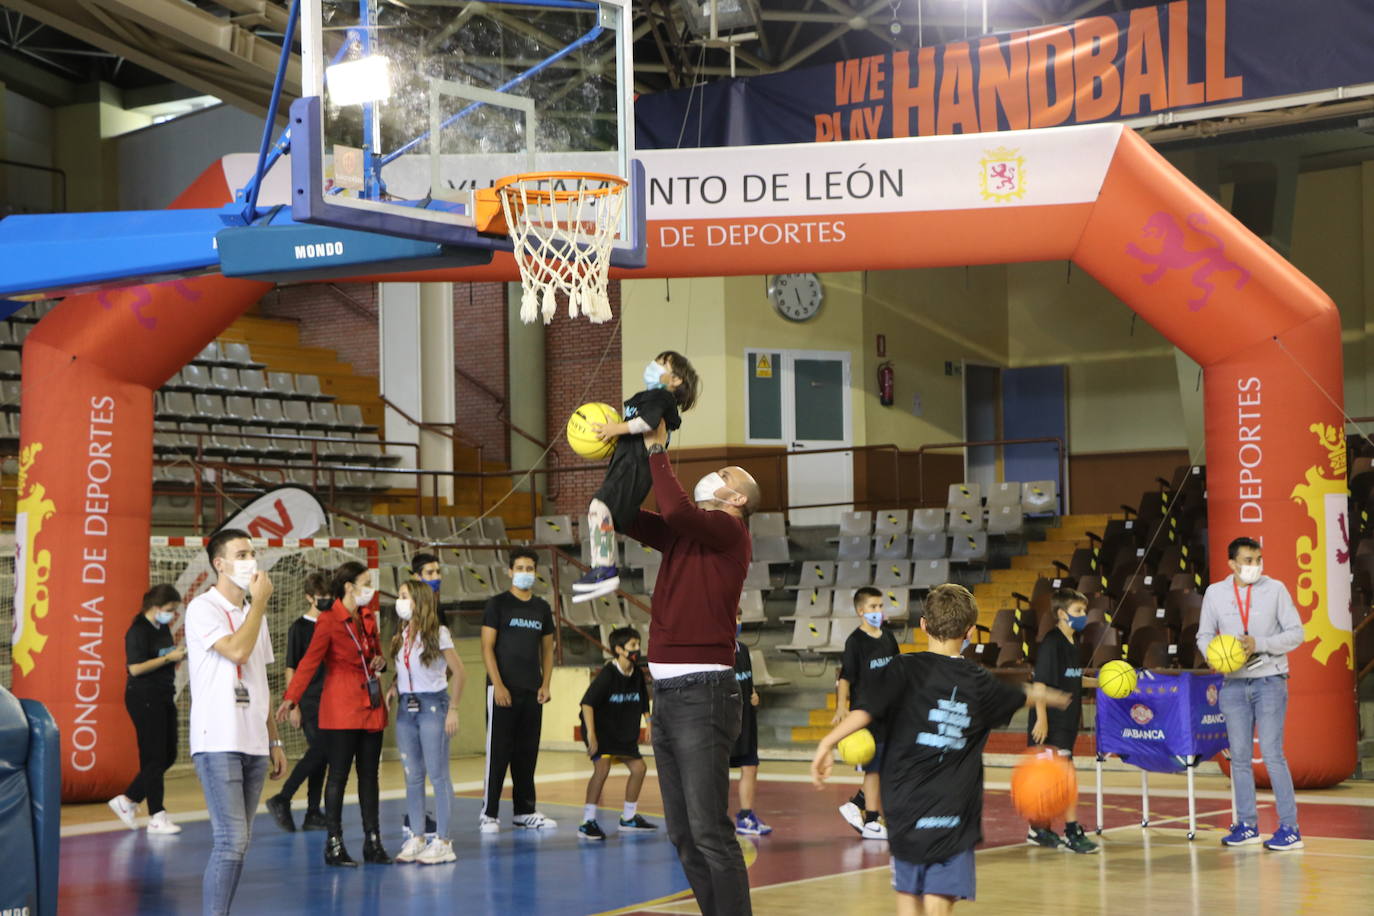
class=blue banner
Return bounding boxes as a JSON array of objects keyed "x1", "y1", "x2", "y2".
[
  {"x1": 636, "y1": 0, "x2": 1374, "y2": 149},
  {"x1": 1095, "y1": 671, "x2": 1228, "y2": 773}
]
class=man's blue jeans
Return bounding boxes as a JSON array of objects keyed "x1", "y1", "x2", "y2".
[
  {"x1": 1219, "y1": 675, "x2": 1299, "y2": 829},
  {"x1": 193, "y1": 751, "x2": 269, "y2": 916}
]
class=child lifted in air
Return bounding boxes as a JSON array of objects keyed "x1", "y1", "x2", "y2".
[{"x1": 573, "y1": 351, "x2": 699, "y2": 602}]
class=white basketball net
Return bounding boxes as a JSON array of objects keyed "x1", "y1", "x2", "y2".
[{"x1": 499, "y1": 173, "x2": 626, "y2": 325}]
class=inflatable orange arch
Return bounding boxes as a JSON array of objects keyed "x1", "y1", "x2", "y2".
[{"x1": 14, "y1": 122, "x2": 1354, "y2": 798}]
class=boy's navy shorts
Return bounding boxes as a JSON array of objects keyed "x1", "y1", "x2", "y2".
[
  {"x1": 859, "y1": 741, "x2": 885, "y2": 775},
  {"x1": 891, "y1": 848, "x2": 975, "y2": 900}
]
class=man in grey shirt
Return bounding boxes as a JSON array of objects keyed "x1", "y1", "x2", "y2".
[{"x1": 1196, "y1": 536, "x2": 1304, "y2": 852}]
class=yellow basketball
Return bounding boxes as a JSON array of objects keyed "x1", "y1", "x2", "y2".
[
  {"x1": 1098, "y1": 659, "x2": 1138, "y2": 699},
  {"x1": 1206, "y1": 633, "x2": 1249, "y2": 674},
  {"x1": 566, "y1": 402, "x2": 620, "y2": 460},
  {"x1": 836, "y1": 728, "x2": 876, "y2": 766}
]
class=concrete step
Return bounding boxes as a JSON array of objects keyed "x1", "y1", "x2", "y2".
[
  {"x1": 1025, "y1": 540, "x2": 1082, "y2": 557},
  {"x1": 1010, "y1": 555, "x2": 1055, "y2": 573},
  {"x1": 988, "y1": 569, "x2": 1042, "y2": 587}
]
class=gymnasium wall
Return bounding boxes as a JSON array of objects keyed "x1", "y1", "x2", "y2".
[{"x1": 1, "y1": 88, "x2": 57, "y2": 215}]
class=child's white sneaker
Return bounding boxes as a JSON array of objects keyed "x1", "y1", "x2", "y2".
[
  {"x1": 108, "y1": 795, "x2": 138, "y2": 830},
  {"x1": 513, "y1": 811, "x2": 557, "y2": 830},
  {"x1": 861, "y1": 820, "x2": 888, "y2": 840},
  {"x1": 146, "y1": 811, "x2": 181, "y2": 835},
  {"x1": 478, "y1": 814, "x2": 500, "y2": 834}
]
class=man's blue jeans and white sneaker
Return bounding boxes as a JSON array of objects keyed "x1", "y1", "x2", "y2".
[
  {"x1": 194, "y1": 751, "x2": 270, "y2": 916},
  {"x1": 1218, "y1": 675, "x2": 1302, "y2": 851}
]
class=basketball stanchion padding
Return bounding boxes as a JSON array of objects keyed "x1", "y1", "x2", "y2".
[{"x1": 566, "y1": 402, "x2": 621, "y2": 460}]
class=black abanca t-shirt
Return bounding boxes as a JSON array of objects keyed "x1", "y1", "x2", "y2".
[
  {"x1": 482, "y1": 591, "x2": 556, "y2": 692},
  {"x1": 579, "y1": 660, "x2": 649, "y2": 755},
  {"x1": 858, "y1": 652, "x2": 1026, "y2": 865},
  {"x1": 1027, "y1": 627, "x2": 1084, "y2": 748},
  {"x1": 839, "y1": 625, "x2": 900, "y2": 711},
  {"x1": 125, "y1": 614, "x2": 175, "y2": 696}
]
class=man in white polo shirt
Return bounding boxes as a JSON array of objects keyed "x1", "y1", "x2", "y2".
[{"x1": 185, "y1": 528, "x2": 287, "y2": 916}]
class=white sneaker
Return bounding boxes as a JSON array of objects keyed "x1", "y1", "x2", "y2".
[
  {"x1": 838, "y1": 801, "x2": 864, "y2": 835},
  {"x1": 861, "y1": 820, "x2": 888, "y2": 841},
  {"x1": 146, "y1": 811, "x2": 181, "y2": 835},
  {"x1": 395, "y1": 835, "x2": 427, "y2": 863},
  {"x1": 108, "y1": 795, "x2": 138, "y2": 830},
  {"x1": 513, "y1": 812, "x2": 557, "y2": 830},
  {"x1": 479, "y1": 815, "x2": 500, "y2": 834},
  {"x1": 417, "y1": 838, "x2": 457, "y2": 864}
]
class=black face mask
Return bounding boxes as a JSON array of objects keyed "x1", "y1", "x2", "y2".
[
  {"x1": 315, "y1": 597, "x2": 333, "y2": 612},
  {"x1": 627, "y1": 650, "x2": 641, "y2": 664}
]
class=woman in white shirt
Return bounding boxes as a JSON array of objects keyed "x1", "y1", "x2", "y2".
[{"x1": 388, "y1": 579, "x2": 466, "y2": 864}]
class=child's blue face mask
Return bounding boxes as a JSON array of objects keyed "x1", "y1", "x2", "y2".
[
  {"x1": 863, "y1": 611, "x2": 884, "y2": 628},
  {"x1": 424, "y1": 578, "x2": 441, "y2": 594},
  {"x1": 643, "y1": 360, "x2": 666, "y2": 390},
  {"x1": 1067, "y1": 613, "x2": 1088, "y2": 632},
  {"x1": 512, "y1": 571, "x2": 536, "y2": 590}
]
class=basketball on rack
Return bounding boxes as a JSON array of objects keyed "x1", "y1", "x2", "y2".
[
  {"x1": 1206, "y1": 634, "x2": 1250, "y2": 673},
  {"x1": 1010, "y1": 748, "x2": 1077, "y2": 825},
  {"x1": 1098, "y1": 659, "x2": 1138, "y2": 699},
  {"x1": 566, "y1": 402, "x2": 621, "y2": 460}
]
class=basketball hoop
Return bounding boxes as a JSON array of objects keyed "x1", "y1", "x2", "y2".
[{"x1": 479, "y1": 171, "x2": 628, "y2": 325}]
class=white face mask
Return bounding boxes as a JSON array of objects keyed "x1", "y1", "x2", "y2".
[
  {"x1": 226, "y1": 558, "x2": 257, "y2": 589},
  {"x1": 1236, "y1": 563, "x2": 1262, "y2": 585},
  {"x1": 694, "y1": 471, "x2": 733, "y2": 504},
  {"x1": 353, "y1": 584, "x2": 375, "y2": 606},
  {"x1": 394, "y1": 597, "x2": 413, "y2": 621}
]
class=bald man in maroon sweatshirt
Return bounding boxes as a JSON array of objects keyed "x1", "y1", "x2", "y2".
[{"x1": 626, "y1": 421, "x2": 760, "y2": 916}]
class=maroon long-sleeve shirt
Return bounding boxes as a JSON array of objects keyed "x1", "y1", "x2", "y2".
[{"x1": 626, "y1": 452, "x2": 752, "y2": 667}]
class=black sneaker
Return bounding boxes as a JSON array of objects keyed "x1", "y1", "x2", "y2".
[
  {"x1": 1026, "y1": 827, "x2": 1061, "y2": 848},
  {"x1": 1062, "y1": 825, "x2": 1100, "y2": 855},
  {"x1": 301, "y1": 809, "x2": 328, "y2": 831},
  {"x1": 579, "y1": 819, "x2": 606, "y2": 841},
  {"x1": 618, "y1": 814, "x2": 657, "y2": 832},
  {"x1": 265, "y1": 794, "x2": 295, "y2": 833}
]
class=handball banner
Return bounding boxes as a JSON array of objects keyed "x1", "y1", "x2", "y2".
[
  {"x1": 636, "y1": 0, "x2": 1374, "y2": 149},
  {"x1": 1096, "y1": 672, "x2": 1229, "y2": 774}
]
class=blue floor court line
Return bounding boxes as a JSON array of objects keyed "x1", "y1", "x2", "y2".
[{"x1": 60, "y1": 797, "x2": 691, "y2": 915}]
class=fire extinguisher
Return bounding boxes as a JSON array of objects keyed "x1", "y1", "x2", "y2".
[{"x1": 878, "y1": 361, "x2": 895, "y2": 406}]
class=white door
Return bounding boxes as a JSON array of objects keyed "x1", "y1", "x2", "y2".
[{"x1": 746, "y1": 349, "x2": 853, "y2": 525}]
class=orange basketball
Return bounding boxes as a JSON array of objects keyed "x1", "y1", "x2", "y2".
[{"x1": 1010, "y1": 748, "x2": 1077, "y2": 825}]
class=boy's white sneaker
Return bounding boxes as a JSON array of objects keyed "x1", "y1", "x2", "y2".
[
  {"x1": 514, "y1": 811, "x2": 557, "y2": 830},
  {"x1": 108, "y1": 795, "x2": 138, "y2": 830},
  {"x1": 838, "y1": 801, "x2": 864, "y2": 834},
  {"x1": 146, "y1": 811, "x2": 181, "y2": 835},
  {"x1": 861, "y1": 820, "x2": 888, "y2": 841},
  {"x1": 395, "y1": 835, "x2": 427, "y2": 862},
  {"x1": 479, "y1": 815, "x2": 501, "y2": 834},
  {"x1": 418, "y1": 838, "x2": 457, "y2": 864}
]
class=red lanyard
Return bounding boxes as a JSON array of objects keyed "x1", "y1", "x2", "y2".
[
  {"x1": 1232, "y1": 579, "x2": 1252, "y2": 635},
  {"x1": 342, "y1": 613, "x2": 375, "y2": 675},
  {"x1": 222, "y1": 608, "x2": 243, "y2": 680},
  {"x1": 401, "y1": 626, "x2": 415, "y2": 692}
]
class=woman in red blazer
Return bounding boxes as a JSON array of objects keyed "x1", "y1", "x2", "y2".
[{"x1": 277, "y1": 560, "x2": 390, "y2": 867}]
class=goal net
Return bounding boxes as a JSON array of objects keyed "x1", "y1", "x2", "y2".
[{"x1": 0, "y1": 536, "x2": 378, "y2": 765}]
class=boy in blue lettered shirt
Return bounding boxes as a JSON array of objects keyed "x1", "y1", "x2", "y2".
[
  {"x1": 578, "y1": 626, "x2": 657, "y2": 840},
  {"x1": 813, "y1": 584, "x2": 1070, "y2": 915}
]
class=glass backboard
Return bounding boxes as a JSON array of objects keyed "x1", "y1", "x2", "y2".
[{"x1": 295, "y1": 0, "x2": 639, "y2": 261}]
